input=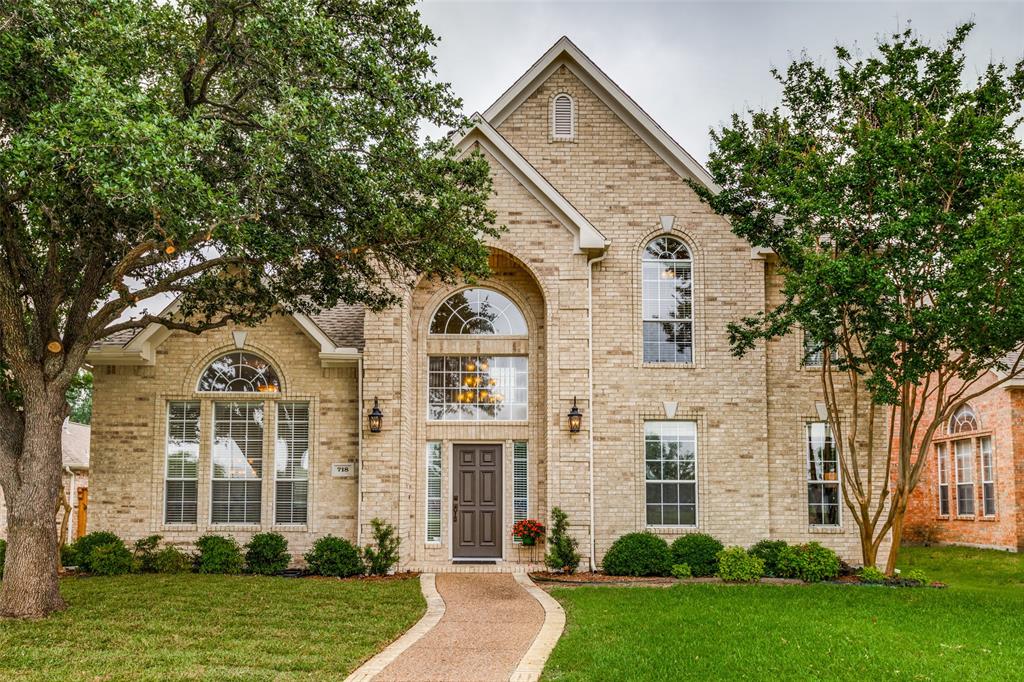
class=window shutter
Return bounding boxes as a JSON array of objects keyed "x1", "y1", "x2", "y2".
[
  {"x1": 552, "y1": 94, "x2": 573, "y2": 139},
  {"x1": 512, "y1": 442, "x2": 528, "y2": 542}
]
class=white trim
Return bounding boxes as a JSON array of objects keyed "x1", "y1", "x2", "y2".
[
  {"x1": 550, "y1": 92, "x2": 575, "y2": 141},
  {"x1": 642, "y1": 420, "x2": 699, "y2": 529},
  {"x1": 453, "y1": 116, "x2": 607, "y2": 252},
  {"x1": 806, "y1": 421, "x2": 842, "y2": 529},
  {"x1": 483, "y1": 36, "x2": 718, "y2": 193}
]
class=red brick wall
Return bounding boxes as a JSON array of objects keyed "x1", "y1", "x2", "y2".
[{"x1": 899, "y1": 371, "x2": 1023, "y2": 551}]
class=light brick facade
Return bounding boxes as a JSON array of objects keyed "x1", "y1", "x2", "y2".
[{"x1": 86, "y1": 38, "x2": 889, "y2": 569}]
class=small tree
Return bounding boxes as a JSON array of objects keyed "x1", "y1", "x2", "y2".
[
  {"x1": 0, "y1": 0, "x2": 495, "y2": 617},
  {"x1": 544, "y1": 507, "x2": 580, "y2": 574},
  {"x1": 694, "y1": 23, "x2": 1024, "y2": 571}
]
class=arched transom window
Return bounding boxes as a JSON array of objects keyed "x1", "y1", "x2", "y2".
[
  {"x1": 642, "y1": 236, "x2": 693, "y2": 363},
  {"x1": 430, "y1": 288, "x2": 527, "y2": 335},
  {"x1": 197, "y1": 352, "x2": 281, "y2": 393},
  {"x1": 949, "y1": 404, "x2": 980, "y2": 434}
]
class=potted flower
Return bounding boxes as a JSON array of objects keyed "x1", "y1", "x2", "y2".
[{"x1": 512, "y1": 519, "x2": 545, "y2": 547}]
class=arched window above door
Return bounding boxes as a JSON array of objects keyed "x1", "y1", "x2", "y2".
[{"x1": 429, "y1": 288, "x2": 528, "y2": 336}]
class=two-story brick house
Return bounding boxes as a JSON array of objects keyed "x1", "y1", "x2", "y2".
[{"x1": 85, "y1": 37, "x2": 887, "y2": 570}]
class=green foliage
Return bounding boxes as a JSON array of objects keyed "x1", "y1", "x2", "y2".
[
  {"x1": 716, "y1": 547, "x2": 765, "y2": 582},
  {"x1": 904, "y1": 568, "x2": 929, "y2": 586},
  {"x1": 245, "y1": 533, "x2": 290, "y2": 576},
  {"x1": 66, "y1": 370, "x2": 93, "y2": 425},
  {"x1": 152, "y1": 546, "x2": 192, "y2": 574},
  {"x1": 670, "y1": 533, "x2": 723, "y2": 577},
  {"x1": 75, "y1": 531, "x2": 125, "y2": 573},
  {"x1": 60, "y1": 542, "x2": 78, "y2": 568},
  {"x1": 544, "y1": 507, "x2": 581, "y2": 574},
  {"x1": 0, "y1": 539, "x2": 5, "y2": 579},
  {"x1": 363, "y1": 519, "x2": 400, "y2": 576},
  {"x1": 194, "y1": 535, "x2": 244, "y2": 575},
  {"x1": 305, "y1": 536, "x2": 364, "y2": 578},
  {"x1": 778, "y1": 542, "x2": 841, "y2": 583},
  {"x1": 749, "y1": 539, "x2": 790, "y2": 578},
  {"x1": 602, "y1": 533, "x2": 672, "y2": 577},
  {"x1": 860, "y1": 566, "x2": 887, "y2": 584},
  {"x1": 88, "y1": 543, "x2": 137, "y2": 576},
  {"x1": 133, "y1": 534, "x2": 163, "y2": 573},
  {"x1": 671, "y1": 563, "x2": 692, "y2": 579}
]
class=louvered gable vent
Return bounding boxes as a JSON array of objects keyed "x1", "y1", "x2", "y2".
[{"x1": 552, "y1": 93, "x2": 574, "y2": 140}]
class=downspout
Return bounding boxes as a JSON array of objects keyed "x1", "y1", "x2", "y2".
[
  {"x1": 587, "y1": 249, "x2": 609, "y2": 572},
  {"x1": 356, "y1": 356, "x2": 364, "y2": 548}
]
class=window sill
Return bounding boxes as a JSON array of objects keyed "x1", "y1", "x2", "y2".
[
  {"x1": 954, "y1": 515, "x2": 975, "y2": 521},
  {"x1": 208, "y1": 524, "x2": 263, "y2": 531},
  {"x1": 645, "y1": 525, "x2": 699, "y2": 532},
  {"x1": 979, "y1": 516, "x2": 998, "y2": 522},
  {"x1": 808, "y1": 525, "x2": 843, "y2": 534},
  {"x1": 641, "y1": 362, "x2": 696, "y2": 370},
  {"x1": 160, "y1": 524, "x2": 198, "y2": 532},
  {"x1": 272, "y1": 525, "x2": 309, "y2": 532},
  {"x1": 427, "y1": 419, "x2": 530, "y2": 425}
]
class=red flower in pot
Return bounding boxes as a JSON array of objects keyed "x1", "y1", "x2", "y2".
[{"x1": 512, "y1": 519, "x2": 546, "y2": 546}]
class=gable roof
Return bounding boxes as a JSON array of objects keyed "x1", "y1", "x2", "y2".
[
  {"x1": 453, "y1": 116, "x2": 607, "y2": 252},
  {"x1": 483, "y1": 36, "x2": 719, "y2": 193}
]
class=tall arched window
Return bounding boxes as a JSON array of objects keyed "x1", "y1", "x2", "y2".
[
  {"x1": 552, "y1": 93, "x2": 575, "y2": 140},
  {"x1": 642, "y1": 236, "x2": 693, "y2": 363},
  {"x1": 197, "y1": 351, "x2": 281, "y2": 392},
  {"x1": 430, "y1": 288, "x2": 527, "y2": 335}
]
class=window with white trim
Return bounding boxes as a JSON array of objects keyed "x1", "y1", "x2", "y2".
[
  {"x1": 427, "y1": 355, "x2": 528, "y2": 421},
  {"x1": 551, "y1": 93, "x2": 574, "y2": 140},
  {"x1": 642, "y1": 236, "x2": 693, "y2": 363},
  {"x1": 425, "y1": 442, "x2": 442, "y2": 543},
  {"x1": 937, "y1": 442, "x2": 950, "y2": 516},
  {"x1": 512, "y1": 442, "x2": 528, "y2": 542},
  {"x1": 165, "y1": 401, "x2": 200, "y2": 524},
  {"x1": 198, "y1": 351, "x2": 281, "y2": 393},
  {"x1": 644, "y1": 421, "x2": 697, "y2": 526},
  {"x1": 954, "y1": 438, "x2": 975, "y2": 516},
  {"x1": 981, "y1": 436, "x2": 995, "y2": 517},
  {"x1": 802, "y1": 333, "x2": 838, "y2": 368},
  {"x1": 807, "y1": 422, "x2": 840, "y2": 526},
  {"x1": 430, "y1": 288, "x2": 527, "y2": 335},
  {"x1": 211, "y1": 402, "x2": 264, "y2": 524},
  {"x1": 949, "y1": 404, "x2": 980, "y2": 433},
  {"x1": 275, "y1": 402, "x2": 309, "y2": 524}
]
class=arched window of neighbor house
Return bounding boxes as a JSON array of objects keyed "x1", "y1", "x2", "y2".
[
  {"x1": 948, "y1": 404, "x2": 980, "y2": 434},
  {"x1": 642, "y1": 236, "x2": 693, "y2": 363}
]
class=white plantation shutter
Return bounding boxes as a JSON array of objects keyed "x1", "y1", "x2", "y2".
[
  {"x1": 165, "y1": 401, "x2": 200, "y2": 524},
  {"x1": 275, "y1": 402, "x2": 310, "y2": 524},
  {"x1": 211, "y1": 402, "x2": 264, "y2": 524},
  {"x1": 512, "y1": 442, "x2": 528, "y2": 542},
  {"x1": 425, "y1": 442, "x2": 442, "y2": 542},
  {"x1": 552, "y1": 94, "x2": 574, "y2": 139}
]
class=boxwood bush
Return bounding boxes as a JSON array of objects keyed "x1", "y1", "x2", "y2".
[
  {"x1": 245, "y1": 532, "x2": 290, "y2": 575},
  {"x1": 74, "y1": 531, "x2": 124, "y2": 573},
  {"x1": 860, "y1": 566, "x2": 887, "y2": 584},
  {"x1": 194, "y1": 534, "x2": 244, "y2": 574},
  {"x1": 716, "y1": 546, "x2": 764, "y2": 582},
  {"x1": 305, "y1": 536, "x2": 364, "y2": 577},
  {"x1": 89, "y1": 542, "x2": 137, "y2": 576},
  {"x1": 133, "y1": 534, "x2": 164, "y2": 573},
  {"x1": 670, "y1": 533, "x2": 723, "y2": 577},
  {"x1": 749, "y1": 539, "x2": 789, "y2": 577},
  {"x1": 777, "y1": 542, "x2": 841, "y2": 582},
  {"x1": 602, "y1": 532, "x2": 671, "y2": 577},
  {"x1": 152, "y1": 546, "x2": 192, "y2": 574}
]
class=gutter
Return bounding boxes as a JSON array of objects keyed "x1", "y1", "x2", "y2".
[
  {"x1": 586, "y1": 250, "x2": 609, "y2": 572},
  {"x1": 356, "y1": 356, "x2": 364, "y2": 548}
]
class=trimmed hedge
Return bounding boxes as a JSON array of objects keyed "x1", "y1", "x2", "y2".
[
  {"x1": 602, "y1": 533, "x2": 671, "y2": 577},
  {"x1": 74, "y1": 531, "x2": 124, "y2": 573},
  {"x1": 245, "y1": 533, "x2": 290, "y2": 575},
  {"x1": 305, "y1": 536, "x2": 364, "y2": 577},
  {"x1": 716, "y1": 546, "x2": 764, "y2": 582},
  {"x1": 777, "y1": 542, "x2": 841, "y2": 582},
  {"x1": 194, "y1": 535, "x2": 244, "y2": 574},
  {"x1": 749, "y1": 539, "x2": 789, "y2": 578},
  {"x1": 89, "y1": 542, "x2": 136, "y2": 576},
  {"x1": 152, "y1": 546, "x2": 192, "y2": 574},
  {"x1": 670, "y1": 534, "x2": 723, "y2": 577}
]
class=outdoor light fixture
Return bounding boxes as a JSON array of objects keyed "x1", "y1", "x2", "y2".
[
  {"x1": 567, "y1": 396, "x2": 583, "y2": 434},
  {"x1": 368, "y1": 397, "x2": 383, "y2": 433}
]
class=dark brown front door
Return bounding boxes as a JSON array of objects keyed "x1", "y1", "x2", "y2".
[{"x1": 453, "y1": 444, "x2": 502, "y2": 558}]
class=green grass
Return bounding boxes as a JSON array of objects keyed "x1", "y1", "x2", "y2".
[
  {"x1": 0, "y1": 574, "x2": 425, "y2": 681},
  {"x1": 543, "y1": 545, "x2": 1024, "y2": 681}
]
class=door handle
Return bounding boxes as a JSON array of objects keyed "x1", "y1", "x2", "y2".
[{"x1": 452, "y1": 496, "x2": 459, "y2": 517}]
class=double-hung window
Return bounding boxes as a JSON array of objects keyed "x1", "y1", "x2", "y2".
[
  {"x1": 980, "y1": 436, "x2": 995, "y2": 517},
  {"x1": 165, "y1": 401, "x2": 200, "y2": 524},
  {"x1": 642, "y1": 237, "x2": 693, "y2": 363},
  {"x1": 807, "y1": 422, "x2": 840, "y2": 526},
  {"x1": 936, "y1": 442, "x2": 950, "y2": 516},
  {"x1": 644, "y1": 421, "x2": 697, "y2": 526},
  {"x1": 275, "y1": 402, "x2": 309, "y2": 524},
  {"x1": 954, "y1": 439, "x2": 975, "y2": 517}
]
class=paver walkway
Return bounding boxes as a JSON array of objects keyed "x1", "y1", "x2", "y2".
[{"x1": 373, "y1": 573, "x2": 546, "y2": 682}]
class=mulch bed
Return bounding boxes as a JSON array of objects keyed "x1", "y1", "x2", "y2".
[{"x1": 529, "y1": 572, "x2": 803, "y2": 587}]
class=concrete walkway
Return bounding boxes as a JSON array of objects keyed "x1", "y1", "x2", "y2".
[{"x1": 353, "y1": 573, "x2": 558, "y2": 682}]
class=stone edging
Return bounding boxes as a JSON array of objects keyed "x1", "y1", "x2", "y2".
[
  {"x1": 344, "y1": 573, "x2": 446, "y2": 682},
  {"x1": 509, "y1": 573, "x2": 567, "y2": 682}
]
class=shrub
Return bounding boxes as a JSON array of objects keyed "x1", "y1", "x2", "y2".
[
  {"x1": 716, "y1": 546, "x2": 764, "y2": 582},
  {"x1": 133, "y1": 534, "x2": 163, "y2": 573},
  {"x1": 904, "y1": 568, "x2": 929, "y2": 586},
  {"x1": 152, "y1": 546, "x2": 192, "y2": 574},
  {"x1": 545, "y1": 507, "x2": 581, "y2": 574},
  {"x1": 670, "y1": 533, "x2": 723, "y2": 577},
  {"x1": 194, "y1": 535, "x2": 244, "y2": 574},
  {"x1": 777, "y1": 542, "x2": 841, "y2": 582},
  {"x1": 0, "y1": 539, "x2": 5, "y2": 579},
  {"x1": 602, "y1": 533, "x2": 671, "y2": 577},
  {"x1": 363, "y1": 518, "x2": 400, "y2": 576},
  {"x1": 245, "y1": 533, "x2": 291, "y2": 575},
  {"x1": 74, "y1": 531, "x2": 124, "y2": 573},
  {"x1": 89, "y1": 542, "x2": 137, "y2": 576},
  {"x1": 860, "y1": 566, "x2": 887, "y2": 584},
  {"x1": 60, "y1": 542, "x2": 78, "y2": 568},
  {"x1": 305, "y1": 536, "x2": 364, "y2": 577},
  {"x1": 671, "y1": 563, "x2": 692, "y2": 579},
  {"x1": 749, "y1": 539, "x2": 789, "y2": 577}
]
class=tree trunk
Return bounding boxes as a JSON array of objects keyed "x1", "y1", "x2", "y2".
[
  {"x1": 859, "y1": 521, "x2": 878, "y2": 568},
  {"x1": 0, "y1": 396, "x2": 68, "y2": 619},
  {"x1": 885, "y1": 498, "x2": 907, "y2": 575}
]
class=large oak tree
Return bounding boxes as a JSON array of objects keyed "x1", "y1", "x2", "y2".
[
  {"x1": 695, "y1": 24, "x2": 1024, "y2": 570},
  {"x1": 0, "y1": 0, "x2": 496, "y2": 618}
]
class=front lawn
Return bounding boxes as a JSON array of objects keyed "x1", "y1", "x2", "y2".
[
  {"x1": 543, "y1": 545, "x2": 1024, "y2": 680},
  {"x1": 0, "y1": 574, "x2": 424, "y2": 681}
]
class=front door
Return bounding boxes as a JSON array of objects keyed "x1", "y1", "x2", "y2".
[{"x1": 453, "y1": 444, "x2": 502, "y2": 559}]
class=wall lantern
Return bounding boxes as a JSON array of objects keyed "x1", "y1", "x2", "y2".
[
  {"x1": 567, "y1": 396, "x2": 583, "y2": 434},
  {"x1": 368, "y1": 397, "x2": 384, "y2": 433}
]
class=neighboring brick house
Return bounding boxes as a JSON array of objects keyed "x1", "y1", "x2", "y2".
[
  {"x1": 0, "y1": 419, "x2": 90, "y2": 543},
  {"x1": 900, "y1": 355, "x2": 1024, "y2": 551},
  {"x1": 85, "y1": 37, "x2": 889, "y2": 570}
]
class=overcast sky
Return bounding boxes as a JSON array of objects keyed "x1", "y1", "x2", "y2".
[{"x1": 417, "y1": 1, "x2": 1024, "y2": 164}]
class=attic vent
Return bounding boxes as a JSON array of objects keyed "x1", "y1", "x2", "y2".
[{"x1": 551, "y1": 93, "x2": 574, "y2": 140}]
